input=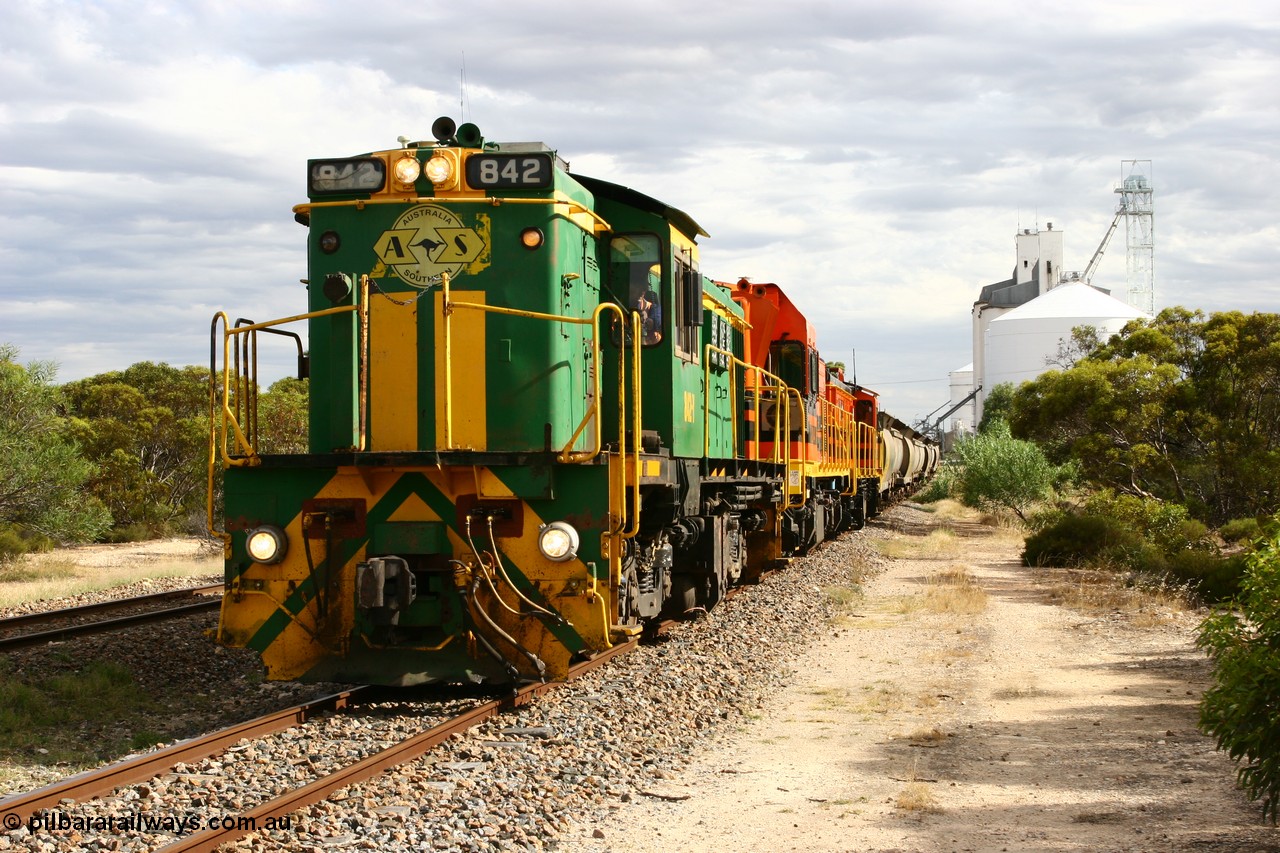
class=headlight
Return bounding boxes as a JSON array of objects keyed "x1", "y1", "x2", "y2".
[
  {"x1": 424, "y1": 155, "x2": 453, "y2": 185},
  {"x1": 246, "y1": 525, "x2": 288, "y2": 564},
  {"x1": 537, "y1": 522, "x2": 579, "y2": 562},
  {"x1": 393, "y1": 156, "x2": 422, "y2": 185}
]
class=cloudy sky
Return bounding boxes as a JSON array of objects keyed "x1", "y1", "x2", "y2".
[{"x1": 2, "y1": 0, "x2": 1277, "y2": 423}]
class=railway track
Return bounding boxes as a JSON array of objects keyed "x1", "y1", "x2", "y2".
[
  {"x1": 0, "y1": 584, "x2": 223, "y2": 651},
  {"x1": 0, "y1": 634, "x2": 640, "y2": 851},
  {"x1": 0, "y1": 524, "x2": 885, "y2": 851}
]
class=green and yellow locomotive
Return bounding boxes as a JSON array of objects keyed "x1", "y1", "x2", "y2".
[{"x1": 208, "y1": 118, "x2": 917, "y2": 687}]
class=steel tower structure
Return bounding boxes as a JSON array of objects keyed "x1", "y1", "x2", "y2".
[{"x1": 1115, "y1": 160, "x2": 1154, "y2": 315}]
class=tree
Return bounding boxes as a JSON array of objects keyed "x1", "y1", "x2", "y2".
[
  {"x1": 977, "y1": 382, "x2": 1016, "y2": 434},
  {"x1": 1199, "y1": 519, "x2": 1280, "y2": 821},
  {"x1": 946, "y1": 421, "x2": 1061, "y2": 522},
  {"x1": 1010, "y1": 309, "x2": 1280, "y2": 524},
  {"x1": 1044, "y1": 325, "x2": 1102, "y2": 370},
  {"x1": 62, "y1": 363, "x2": 209, "y2": 534},
  {"x1": 257, "y1": 377, "x2": 309, "y2": 454},
  {"x1": 0, "y1": 345, "x2": 111, "y2": 552}
]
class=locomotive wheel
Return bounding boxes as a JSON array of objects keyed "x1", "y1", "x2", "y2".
[{"x1": 618, "y1": 563, "x2": 641, "y2": 627}]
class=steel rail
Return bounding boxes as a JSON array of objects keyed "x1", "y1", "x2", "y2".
[
  {"x1": 0, "y1": 599, "x2": 222, "y2": 652},
  {"x1": 0, "y1": 584, "x2": 222, "y2": 633},
  {"x1": 0, "y1": 688, "x2": 368, "y2": 823},
  {"x1": 157, "y1": 639, "x2": 640, "y2": 853}
]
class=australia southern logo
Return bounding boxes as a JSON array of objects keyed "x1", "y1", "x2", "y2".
[{"x1": 373, "y1": 205, "x2": 489, "y2": 288}]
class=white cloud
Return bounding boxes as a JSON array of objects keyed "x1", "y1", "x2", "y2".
[{"x1": 0, "y1": 0, "x2": 1277, "y2": 423}]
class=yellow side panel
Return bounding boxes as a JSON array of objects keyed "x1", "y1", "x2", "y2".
[
  {"x1": 370, "y1": 294, "x2": 420, "y2": 451},
  {"x1": 434, "y1": 291, "x2": 487, "y2": 450}
]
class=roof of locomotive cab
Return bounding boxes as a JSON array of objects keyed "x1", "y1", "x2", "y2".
[{"x1": 570, "y1": 173, "x2": 710, "y2": 243}]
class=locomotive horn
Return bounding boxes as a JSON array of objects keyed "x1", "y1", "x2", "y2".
[
  {"x1": 456, "y1": 122, "x2": 483, "y2": 147},
  {"x1": 431, "y1": 116, "x2": 457, "y2": 143}
]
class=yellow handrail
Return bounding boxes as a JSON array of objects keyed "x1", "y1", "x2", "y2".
[
  {"x1": 207, "y1": 301, "x2": 366, "y2": 555},
  {"x1": 701, "y1": 344, "x2": 815, "y2": 506},
  {"x1": 439, "y1": 281, "x2": 643, "y2": 538}
]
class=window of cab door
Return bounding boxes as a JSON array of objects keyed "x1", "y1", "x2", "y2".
[{"x1": 672, "y1": 245, "x2": 701, "y2": 363}]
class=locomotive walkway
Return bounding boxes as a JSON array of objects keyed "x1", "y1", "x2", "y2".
[{"x1": 556, "y1": 504, "x2": 1277, "y2": 853}]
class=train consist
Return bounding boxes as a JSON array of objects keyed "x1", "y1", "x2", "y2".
[{"x1": 208, "y1": 118, "x2": 937, "y2": 687}]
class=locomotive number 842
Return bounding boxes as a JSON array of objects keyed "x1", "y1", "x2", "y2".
[{"x1": 208, "y1": 117, "x2": 937, "y2": 687}]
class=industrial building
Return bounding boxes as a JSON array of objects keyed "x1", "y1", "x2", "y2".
[
  {"x1": 940, "y1": 162, "x2": 1155, "y2": 441},
  {"x1": 948, "y1": 222, "x2": 1149, "y2": 436}
]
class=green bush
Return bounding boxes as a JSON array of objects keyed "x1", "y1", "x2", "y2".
[
  {"x1": 1022, "y1": 502, "x2": 1243, "y2": 602},
  {"x1": 0, "y1": 524, "x2": 55, "y2": 564},
  {"x1": 0, "y1": 527, "x2": 29, "y2": 564},
  {"x1": 1022, "y1": 513, "x2": 1144, "y2": 567},
  {"x1": 1199, "y1": 522, "x2": 1280, "y2": 821},
  {"x1": 1166, "y1": 551, "x2": 1245, "y2": 603},
  {"x1": 914, "y1": 466, "x2": 956, "y2": 503},
  {"x1": 1221, "y1": 517, "x2": 1264, "y2": 544},
  {"x1": 948, "y1": 421, "x2": 1063, "y2": 521},
  {"x1": 99, "y1": 522, "x2": 165, "y2": 544},
  {"x1": 1084, "y1": 491, "x2": 1213, "y2": 553}
]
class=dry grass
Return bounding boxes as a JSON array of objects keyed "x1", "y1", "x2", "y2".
[
  {"x1": 874, "y1": 529, "x2": 963, "y2": 560},
  {"x1": 992, "y1": 682, "x2": 1043, "y2": 700},
  {"x1": 914, "y1": 499, "x2": 978, "y2": 522},
  {"x1": 895, "y1": 781, "x2": 941, "y2": 813},
  {"x1": 0, "y1": 551, "x2": 219, "y2": 609},
  {"x1": 856, "y1": 682, "x2": 907, "y2": 716},
  {"x1": 922, "y1": 565, "x2": 988, "y2": 614},
  {"x1": 808, "y1": 686, "x2": 853, "y2": 711},
  {"x1": 822, "y1": 584, "x2": 864, "y2": 626},
  {"x1": 1038, "y1": 567, "x2": 1192, "y2": 626},
  {"x1": 894, "y1": 758, "x2": 943, "y2": 813},
  {"x1": 902, "y1": 725, "x2": 950, "y2": 744}
]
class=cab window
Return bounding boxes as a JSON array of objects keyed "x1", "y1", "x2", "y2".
[
  {"x1": 673, "y1": 245, "x2": 701, "y2": 361},
  {"x1": 610, "y1": 234, "x2": 663, "y2": 347}
]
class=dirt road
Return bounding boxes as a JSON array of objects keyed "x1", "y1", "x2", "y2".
[{"x1": 555, "y1": 505, "x2": 1277, "y2": 853}]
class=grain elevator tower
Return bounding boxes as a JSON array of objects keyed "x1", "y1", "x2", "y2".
[{"x1": 1116, "y1": 160, "x2": 1154, "y2": 315}]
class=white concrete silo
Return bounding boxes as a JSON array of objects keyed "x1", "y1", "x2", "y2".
[{"x1": 984, "y1": 282, "x2": 1148, "y2": 392}]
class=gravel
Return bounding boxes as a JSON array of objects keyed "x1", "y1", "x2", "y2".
[{"x1": 1, "y1": 519, "x2": 894, "y2": 853}]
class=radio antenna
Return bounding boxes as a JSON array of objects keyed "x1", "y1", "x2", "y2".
[{"x1": 460, "y1": 53, "x2": 469, "y2": 122}]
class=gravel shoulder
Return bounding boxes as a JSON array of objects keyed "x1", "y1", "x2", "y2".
[{"x1": 553, "y1": 505, "x2": 1278, "y2": 853}]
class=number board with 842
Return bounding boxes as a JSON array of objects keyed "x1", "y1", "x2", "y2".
[{"x1": 466, "y1": 154, "x2": 553, "y2": 190}]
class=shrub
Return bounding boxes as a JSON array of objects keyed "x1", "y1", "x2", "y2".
[
  {"x1": 1166, "y1": 551, "x2": 1245, "y2": 603},
  {"x1": 1199, "y1": 521, "x2": 1280, "y2": 821},
  {"x1": 1023, "y1": 502, "x2": 1242, "y2": 602},
  {"x1": 0, "y1": 524, "x2": 55, "y2": 564},
  {"x1": 0, "y1": 527, "x2": 29, "y2": 564},
  {"x1": 948, "y1": 421, "x2": 1063, "y2": 522},
  {"x1": 914, "y1": 466, "x2": 956, "y2": 503},
  {"x1": 1022, "y1": 513, "x2": 1144, "y2": 567},
  {"x1": 1221, "y1": 517, "x2": 1264, "y2": 544}
]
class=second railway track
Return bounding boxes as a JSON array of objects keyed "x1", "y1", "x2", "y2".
[{"x1": 0, "y1": 584, "x2": 223, "y2": 651}]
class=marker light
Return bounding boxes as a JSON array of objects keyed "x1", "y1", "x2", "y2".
[
  {"x1": 520, "y1": 228, "x2": 544, "y2": 249},
  {"x1": 537, "y1": 522, "x2": 579, "y2": 562},
  {"x1": 424, "y1": 155, "x2": 454, "y2": 185},
  {"x1": 393, "y1": 156, "x2": 422, "y2": 185},
  {"x1": 246, "y1": 525, "x2": 288, "y2": 564}
]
